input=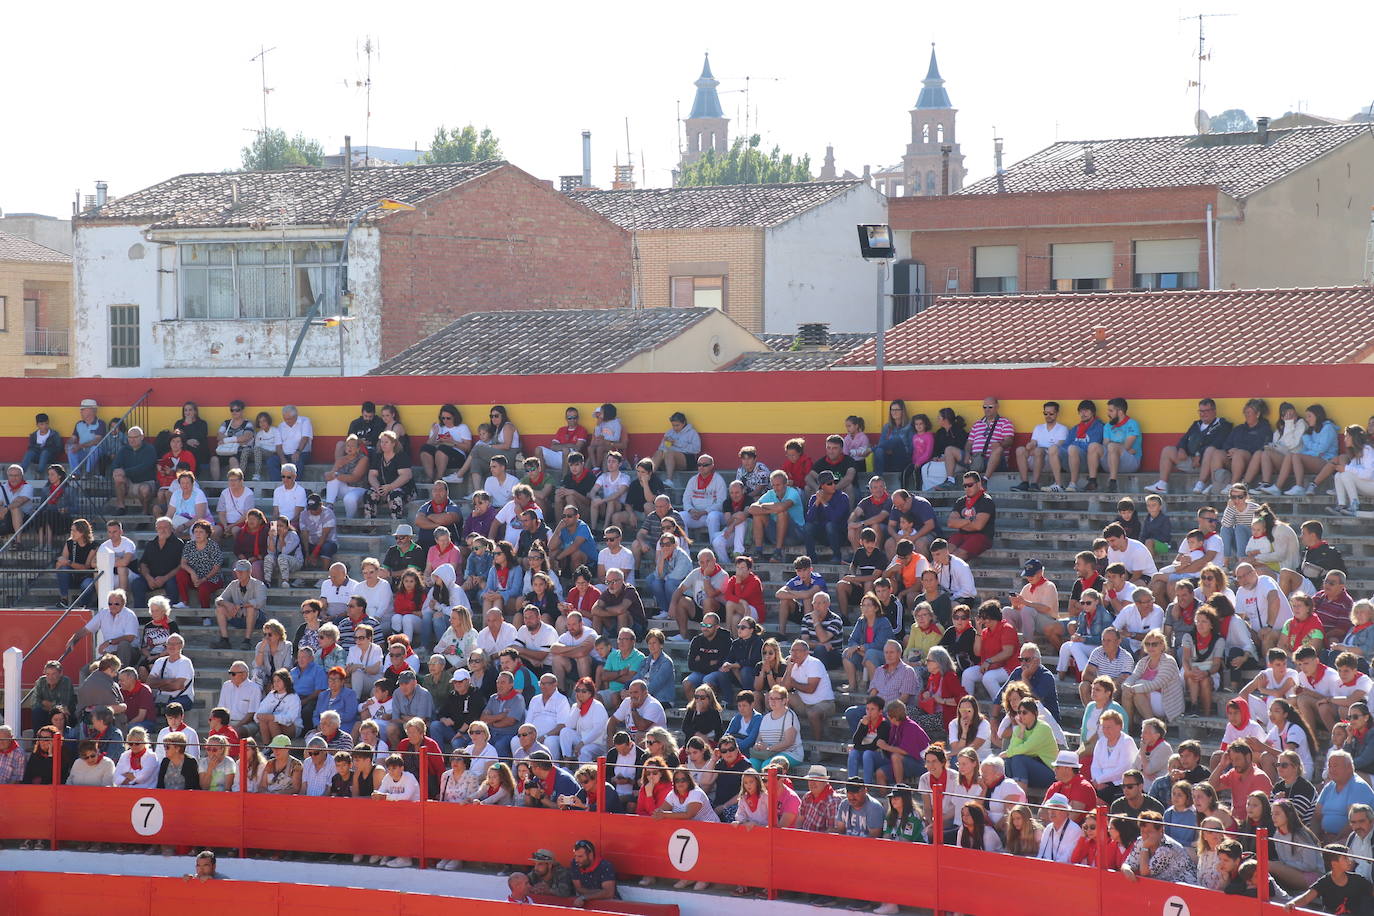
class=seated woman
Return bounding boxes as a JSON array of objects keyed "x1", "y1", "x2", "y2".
[
  {"x1": 113, "y1": 727, "x2": 159, "y2": 790},
  {"x1": 652, "y1": 412, "x2": 701, "y2": 475},
  {"x1": 589, "y1": 452, "x2": 630, "y2": 530},
  {"x1": 154, "y1": 433, "x2": 198, "y2": 515},
  {"x1": 842, "y1": 593, "x2": 895, "y2": 691},
  {"x1": 166, "y1": 471, "x2": 214, "y2": 538},
  {"x1": 588, "y1": 404, "x2": 628, "y2": 473},
  {"x1": 458, "y1": 406, "x2": 521, "y2": 487},
  {"x1": 255, "y1": 668, "x2": 302, "y2": 741},
  {"x1": 323, "y1": 435, "x2": 370, "y2": 519},
  {"x1": 419, "y1": 405, "x2": 472, "y2": 483}
]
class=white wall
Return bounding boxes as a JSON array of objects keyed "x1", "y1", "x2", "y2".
[
  {"x1": 73, "y1": 224, "x2": 383, "y2": 377},
  {"x1": 762, "y1": 184, "x2": 890, "y2": 334}
]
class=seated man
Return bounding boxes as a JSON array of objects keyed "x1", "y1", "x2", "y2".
[
  {"x1": 215, "y1": 559, "x2": 266, "y2": 650},
  {"x1": 946, "y1": 472, "x2": 994, "y2": 561},
  {"x1": 681, "y1": 453, "x2": 727, "y2": 545},
  {"x1": 630, "y1": 495, "x2": 685, "y2": 567},
  {"x1": 775, "y1": 556, "x2": 826, "y2": 637},
  {"x1": 275, "y1": 406, "x2": 314, "y2": 475},
  {"x1": 803, "y1": 471, "x2": 851, "y2": 563},
  {"x1": 65, "y1": 398, "x2": 108, "y2": 471},
  {"x1": 967, "y1": 398, "x2": 1014, "y2": 474},
  {"x1": 538, "y1": 407, "x2": 590, "y2": 472},
  {"x1": 668, "y1": 549, "x2": 728, "y2": 643},
  {"x1": 805, "y1": 435, "x2": 858, "y2": 503},
  {"x1": 110, "y1": 426, "x2": 158, "y2": 515},
  {"x1": 1145, "y1": 398, "x2": 1232, "y2": 495},
  {"x1": 1096, "y1": 397, "x2": 1143, "y2": 494},
  {"x1": 885, "y1": 489, "x2": 936, "y2": 559},
  {"x1": 413, "y1": 479, "x2": 461, "y2": 550},
  {"x1": 748, "y1": 470, "x2": 803, "y2": 562},
  {"x1": 847, "y1": 476, "x2": 892, "y2": 553},
  {"x1": 298, "y1": 494, "x2": 339, "y2": 571},
  {"x1": 1013, "y1": 401, "x2": 1068, "y2": 492}
]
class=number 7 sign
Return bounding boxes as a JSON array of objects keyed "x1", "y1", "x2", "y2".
[{"x1": 668, "y1": 828, "x2": 700, "y2": 872}]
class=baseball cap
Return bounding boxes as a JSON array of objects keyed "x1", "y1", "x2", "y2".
[
  {"x1": 80, "y1": 398, "x2": 98, "y2": 409},
  {"x1": 844, "y1": 776, "x2": 865, "y2": 791},
  {"x1": 1021, "y1": 559, "x2": 1044, "y2": 577},
  {"x1": 451, "y1": 668, "x2": 471, "y2": 683},
  {"x1": 394, "y1": 524, "x2": 414, "y2": 538},
  {"x1": 1053, "y1": 750, "x2": 1082, "y2": 769},
  {"x1": 817, "y1": 470, "x2": 837, "y2": 485},
  {"x1": 306, "y1": 493, "x2": 323, "y2": 509},
  {"x1": 269, "y1": 735, "x2": 292, "y2": 748},
  {"x1": 531, "y1": 849, "x2": 557, "y2": 863},
  {"x1": 233, "y1": 559, "x2": 252, "y2": 572}
]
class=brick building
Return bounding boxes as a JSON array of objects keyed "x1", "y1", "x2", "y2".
[
  {"x1": 568, "y1": 180, "x2": 888, "y2": 334},
  {"x1": 71, "y1": 162, "x2": 631, "y2": 376},
  {"x1": 0, "y1": 231, "x2": 72, "y2": 377},
  {"x1": 889, "y1": 123, "x2": 1374, "y2": 302}
]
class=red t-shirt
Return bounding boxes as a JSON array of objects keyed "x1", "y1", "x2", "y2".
[
  {"x1": 552, "y1": 425, "x2": 589, "y2": 446},
  {"x1": 781, "y1": 456, "x2": 813, "y2": 490},
  {"x1": 723, "y1": 573, "x2": 765, "y2": 616},
  {"x1": 566, "y1": 585, "x2": 601, "y2": 613},
  {"x1": 979, "y1": 620, "x2": 1021, "y2": 672},
  {"x1": 1047, "y1": 775, "x2": 1099, "y2": 818},
  {"x1": 1218, "y1": 766, "x2": 1273, "y2": 803}
]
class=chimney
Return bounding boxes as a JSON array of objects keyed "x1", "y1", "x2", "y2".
[
  {"x1": 581, "y1": 130, "x2": 592, "y2": 189},
  {"x1": 1256, "y1": 117, "x2": 1270, "y2": 144},
  {"x1": 994, "y1": 136, "x2": 1005, "y2": 194},
  {"x1": 940, "y1": 145, "x2": 952, "y2": 195},
  {"x1": 1093, "y1": 325, "x2": 1108, "y2": 347},
  {"x1": 796, "y1": 322, "x2": 830, "y2": 350},
  {"x1": 343, "y1": 135, "x2": 352, "y2": 184},
  {"x1": 1083, "y1": 145, "x2": 1096, "y2": 174},
  {"x1": 95, "y1": 181, "x2": 108, "y2": 207}
]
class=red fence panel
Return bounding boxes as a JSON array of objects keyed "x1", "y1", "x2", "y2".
[
  {"x1": 53, "y1": 785, "x2": 241, "y2": 847},
  {"x1": 598, "y1": 815, "x2": 771, "y2": 888},
  {"x1": 243, "y1": 793, "x2": 421, "y2": 858},
  {"x1": 422, "y1": 802, "x2": 600, "y2": 867},
  {"x1": 0, "y1": 785, "x2": 55, "y2": 840},
  {"x1": 770, "y1": 829, "x2": 938, "y2": 906}
]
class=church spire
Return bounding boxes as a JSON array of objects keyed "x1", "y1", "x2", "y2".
[
  {"x1": 689, "y1": 53, "x2": 724, "y2": 119},
  {"x1": 915, "y1": 44, "x2": 952, "y2": 110}
]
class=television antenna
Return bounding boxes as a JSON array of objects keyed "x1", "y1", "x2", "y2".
[
  {"x1": 719, "y1": 75, "x2": 783, "y2": 139},
  {"x1": 249, "y1": 45, "x2": 276, "y2": 133},
  {"x1": 1181, "y1": 12, "x2": 1236, "y2": 133}
]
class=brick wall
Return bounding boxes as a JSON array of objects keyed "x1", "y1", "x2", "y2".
[
  {"x1": 376, "y1": 167, "x2": 631, "y2": 359},
  {"x1": 633, "y1": 227, "x2": 765, "y2": 332},
  {"x1": 890, "y1": 186, "x2": 1220, "y2": 293}
]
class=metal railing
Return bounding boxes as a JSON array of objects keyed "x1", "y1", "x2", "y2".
[
  {"x1": 13, "y1": 572, "x2": 102, "y2": 708},
  {"x1": 0, "y1": 388, "x2": 152, "y2": 569},
  {"x1": 23, "y1": 326, "x2": 69, "y2": 356}
]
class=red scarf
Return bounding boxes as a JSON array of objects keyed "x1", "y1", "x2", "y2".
[
  {"x1": 743, "y1": 790, "x2": 763, "y2": 812},
  {"x1": 1343, "y1": 671, "x2": 1366, "y2": 688},
  {"x1": 496, "y1": 567, "x2": 511, "y2": 588},
  {"x1": 958, "y1": 774, "x2": 979, "y2": 791},
  {"x1": 128, "y1": 748, "x2": 147, "y2": 770},
  {"x1": 570, "y1": 468, "x2": 589, "y2": 483},
  {"x1": 1075, "y1": 420, "x2": 1095, "y2": 438},
  {"x1": 1351, "y1": 622, "x2": 1373, "y2": 636},
  {"x1": 1303, "y1": 662, "x2": 1331, "y2": 689},
  {"x1": 928, "y1": 769, "x2": 948, "y2": 794},
  {"x1": 578, "y1": 695, "x2": 596, "y2": 717},
  {"x1": 1110, "y1": 414, "x2": 1132, "y2": 429},
  {"x1": 963, "y1": 490, "x2": 983, "y2": 511},
  {"x1": 498, "y1": 688, "x2": 518, "y2": 702},
  {"x1": 695, "y1": 470, "x2": 716, "y2": 490},
  {"x1": 1144, "y1": 735, "x2": 1165, "y2": 755},
  {"x1": 1195, "y1": 630, "x2": 1215, "y2": 653},
  {"x1": 918, "y1": 618, "x2": 941, "y2": 635}
]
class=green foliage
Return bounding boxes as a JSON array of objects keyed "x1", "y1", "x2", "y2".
[
  {"x1": 677, "y1": 134, "x2": 812, "y2": 186},
  {"x1": 240, "y1": 128, "x2": 325, "y2": 170},
  {"x1": 419, "y1": 124, "x2": 502, "y2": 164},
  {"x1": 1209, "y1": 108, "x2": 1255, "y2": 133}
]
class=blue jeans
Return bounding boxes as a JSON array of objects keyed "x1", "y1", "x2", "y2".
[
  {"x1": 1006, "y1": 754, "x2": 1055, "y2": 788},
  {"x1": 704, "y1": 667, "x2": 754, "y2": 705},
  {"x1": 646, "y1": 573, "x2": 684, "y2": 616},
  {"x1": 804, "y1": 517, "x2": 846, "y2": 558},
  {"x1": 490, "y1": 727, "x2": 518, "y2": 757},
  {"x1": 431, "y1": 720, "x2": 463, "y2": 752},
  {"x1": 844, "y1": 704, "x2": 867, "y2": 733},
  {"x1": 1221, "y1": 525, "x2": 1248, "y2": 564},
  {"x1": 873, "y1": 440, "x2": 910, "y2": 475},
  {"x1": 22, "y1": 442, "x2": 62, "y2": 475},
  {"x1": 848, "y1": 747, "x2": 883, "y2": 783},
  {"x1": 56, "y1": 571, "x2": 95, "y2": 606}
]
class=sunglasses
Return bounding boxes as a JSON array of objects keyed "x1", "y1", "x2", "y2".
[
  {"x1": 953, "y1": 614, "x2": 970, "y2": 621},
  {"x1": 694, "y1": 693, "x2": 709, "y2": 699},
  {"x1": 962, "y1": 483, "x2": 977, "y2": 489}
]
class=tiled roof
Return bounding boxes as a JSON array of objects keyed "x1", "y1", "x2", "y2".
[
  {"x1": 835, "y1": 287, "x2": 1374, "y2": 369},
  {"x1": 0, "y1": 230, "x2": 70, "y2": 263},
  {"x1": 567, "y1": 181, "x2": 862, "y2": 230},
  {"x1": 77, "y1": 161, "x2": 507, "y2": 229},
  {"x1": 730, "y1": 332, "x2": 867, "y2": 371},
  {"x1": 959, "y1": 125, "x2": 1372, "y2": 199},
  {"x1": 371, "y1": 307, "x2": 717, "y2": 376}
]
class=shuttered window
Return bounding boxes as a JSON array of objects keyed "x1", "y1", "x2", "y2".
[
  {"x1": 974, "y1": 246, "x2": 1018, "y2": 278},
  {"x1": 1133, "y1": 239, "x2": 1200, "y2": 274},
  {"x1": 1050, "y1": 242, "x2": 1113, "y2": 280}
]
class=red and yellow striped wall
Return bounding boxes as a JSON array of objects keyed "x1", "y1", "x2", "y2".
[{"x1": 4, "y1": 367, "x2": 1372, "y2": 471}]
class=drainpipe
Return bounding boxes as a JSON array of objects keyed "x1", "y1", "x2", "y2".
[{"x1": 1205, "y1": 203, "x2": 1216, "y2": 289}]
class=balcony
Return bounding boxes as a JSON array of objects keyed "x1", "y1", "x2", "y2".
[{"x1": 24, "y1": 326, "x2": 69, "y2": 356}]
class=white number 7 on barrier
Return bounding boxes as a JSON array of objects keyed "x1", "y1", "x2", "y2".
[
  {"x1": 668, "y1": 829, "x2": 699, "y2": 872},
  {"x1": 1162, "y1": 896, "x2": 1190, "y2": 916},
  {"x1": 131, "y1": 797, "x2": 165, "y2": 837}
]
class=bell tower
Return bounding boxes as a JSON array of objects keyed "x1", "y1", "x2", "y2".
[
  {"x1": 902, "y1": 45, "x2": 966, "y2": 196},
  {"x1": 681, "y1": 54, "x2": 729, "y2": 168}
]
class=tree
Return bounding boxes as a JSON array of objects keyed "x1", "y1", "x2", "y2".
[
  {"x1": 419, "y1": 124, "x2": 502, "y2": 164},
  {"x1": 676, "y1": 134, "x2": 812, "y2": 186},
  {"x1": 240, "y1": 128, "x2": 325, "y2": 170},
  {"x1": 1208, "y1": 108, "x2": 1255, "y2": 133}
]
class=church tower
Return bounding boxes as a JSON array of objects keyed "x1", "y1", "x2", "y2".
[
  {"x1": 901, "y1": 45, "x2": 966, "y2": 196},
  {"x1": 681, "y1": 54, "x2": 729, "y2": 168}
]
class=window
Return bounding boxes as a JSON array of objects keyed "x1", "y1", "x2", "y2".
[
  {"x1": 1132, "y1": 238, "x2": 1201, "y2": 289},
  {"x1": 1051, "y1": 241, "x2": 1114, "y2": 291},
  {"x1": 973, "y1": 246, "x2": 1019, "y2": 293},
  {"x1": 109, "y1": 305, "x2": 139, "y2": 368},
  {"x1": 179, "y1": 241, "x2": 343, "y2": 319},
  {"x1": 670, "y1": 276, "x2": 724, "y2": 310},
  {"x1": 0, "y1": 295, "x2": 6, "y2": 331}
]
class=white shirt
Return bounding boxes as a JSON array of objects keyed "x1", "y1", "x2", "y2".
[
  {"x1": 84, "y1": 605, "x2": 140, "y2": 644},
  {"x1": 113, "y1": 750, "x2": 159, "y2": 789},
  {"x1": 680, "y1": 565, "x2": 728, "y2": 604},
  {"x1": 563, "y1": 699, "x2": 610, "y2": 746},
  {"x1": 273, "y1": 482, "x2": 309, "y2": 519},
  {"x1": 467, "y1": 742, "x2": 498, "y2": 779},
  {"x1": 948, "y1": 717, "x2": 993, "y2": 760},
  {"x1": 788, "y1": 655, "x2": 835, "y2": 705},
  {"x1": 515, "y1": 623, "x2": 556, "y2": 659},
  {"x1": 217, "y1": 486, "x2": 256, "y2": 525},
  {"x1": 276, "y1": 416, "x2": 314, "y2": 455},
  {"x1": 934, "y1": 556, "x2": 977, "y2": 599},
  {"x1": 1299, "y1": 664, "x2": 1342, "y2": 698},
  {"x1": 475, "y1": 622, "x2": 518, "y2": 657},
  {"x1": 613, "y1": 695, "x2": 667, "y2": 736},
  {"x1": 662, "y1": 786, "x2": 720, "y2": 821},
  {"x1": 557, "y1": 627, "x2": 598, "y2": 650},
  {"x1": 148, "y1": 654, "x2": 196, "y2": 706},
  {"x1": 1038, "y1": 817, "x2": 1084, "y2": 863},
  {"x1": 1113, "y1": 603, "x2": 1164, "y2": 651},
  {"x1": 1336, "y1": 672, "x2": 1374, "y2": 702},
  {"x1": 984, "y1": 777, "x2": 1026, "y2": 827},
  {"x1": 1220, "y1": 719, "x2": 1268, "y2": 751},
  {"x1": 1108, "y1": 539, "x2": 1158, "y2": 577},
  {"x1": 377, "y1": 770, "x2": 420, "y2": 801},
  {"x1": 1267, "y1": 722, "x2": 1314, "y2": 778},
  {"x1": 1089, "y1": 732, "x2": 1139, "y2": 786},
  {"x1": 217, "y1": 678, "x2": 263, "y2": 724},
  {"x1": 597, "y1": 546, "x2": 636, "y2": 585},
  {"x1": 346, "y1": 643, "x2": 384, "y2": 674},
  {"x1": 496, "y1": 498, "x2": 540, "y2": 544},
  {"x1": 1030, "y1": 422, "x2": 1069, "y2": 450},
  {"x1": 319, "y1": 577, "x2": 360, "y2": 614},
  {"x1": 1236, "y1": 577, "x2": 1293, "y2": 632},
  {"x1": 156, "y1": 723, "x2": 203, "y2": 760},
  {"x1": 96, "y1": 537, "x2": 139, "y2": 608},
  {"x1": 484, "y1": 474, "x2": 518, "y2": 508},
  {"x1": 353, "y1": 578, "x2": 394, "y2": 619},
  {"x1": 525, "y1": 691, "x2": 572, "y2": 738}
]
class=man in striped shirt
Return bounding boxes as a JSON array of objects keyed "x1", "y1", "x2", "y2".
[{"x1": 967, "y1": 398, "x2": 1016, "y2": 474}]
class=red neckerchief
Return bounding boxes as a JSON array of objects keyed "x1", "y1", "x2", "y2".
[
  {"x1": 528, "y1": 471, "x2": 545, "y2": 486},
  {"x1": 928, "y1": 769, "x2": 948, "y2": 794},
  {"x1": 578, "y1": 695, "x2": 596, "y2": 716},
  {"x1": 1343, "y1": 672, "x2": 1365, "y2": 688},
  {"x1": 673, "y1": 786, "x2": 693, "y2": 804},
  {"x1": 570, "y1": 467, "x2": 589, "y2": 483},
  {"x1": 958, "y1": 774, "x2": 979, "y2": 791},
  {"x1": 1110, "y1": 414, "x2": 1132, "y2": 429},
  {"x1": 1195, "y1": 630, "x2": 1215, "y2": 653},
  {"x1": 1144, "y1": 735, "x2": 1165, "y2": 755},
  {"x1": 1177, "y1": 600, "x2": 1198, "y2": 627},
  {"x1": 496, "y1": 567, "x2": 511, "y2": 587},
  {"x1": 89, "y1": 728, "x2": 108, "y2": 760},
  {"x1": 1303, "y1": 662, "x2": 1330, "y2": 688},
  {"x1": 743, "y1": 790, "x2": 763, "y2": 812},
  {"x1": 498, "y1": 688, "x2": 518, "y2": 702},
  {"x1": 1290, "y1": 614, "x2": 1325, "y2": 650},
  {"x1": 918, "y1": 619, "x2": 941, "y2": 635},
  {"x1": 728, "y1": 496, "x2": 747, "y2": 512},
  {"x1": 1075, "y1": 420, "x2": 1095, "y2": 438},
  {"x1": 128, "y1": 748, "x2": 147, "y2": 770},
  {"x1": 388, "y1": 663, "x2": 409, "y2": 676},
  {"x1": 1351, "y1": 622, "x2": 1373, "y2": 636},
  {"x1": 695, "y1": 470, "x2": 716, "y2": 489},
  {"x1": 963, "y1": 489, "x2": 984, "y2": 510},
  {"x1": 983, "y1": 776, "x2": 1003, "y2": 796}
]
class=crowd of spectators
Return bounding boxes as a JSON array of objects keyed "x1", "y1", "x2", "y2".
[{"x1": 5, "y1": 393, "x2": 1374, "y2": 912}]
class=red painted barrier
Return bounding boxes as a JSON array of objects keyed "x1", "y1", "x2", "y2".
[
  {"x1": 0, "y1": 781, "x2": 1300, "y2": 916},
  {"x1": 0, "y1": 608, "x2": 92, "y2": 684}
]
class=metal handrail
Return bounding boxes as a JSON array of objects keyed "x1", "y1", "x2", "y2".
[
  {"x1": 14, "y1": 572, "x2": 102, "y2": 707},
  {"x1": 0, "y1": 387, "x2": 152, "y2": 560}
]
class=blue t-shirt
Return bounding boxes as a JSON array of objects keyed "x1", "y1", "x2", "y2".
[
  {"x1": 572, "y1": 857, "x2": 620, "y2": 898},
  {"x1": 786, "y1": 571, "x2": 828, "y2": 593},
  {"x1": 1069, "y1": 419, "x2": 1105, "y2": 448},
  {"x1": 758, "y1": 486, "x2": 805, "y2": 528},
  {"x1": 1103, "y1": 418, "x2": 1142, "y2": 457},
  {"x1": 558, "y1": 520, "x2": 595, "y2": 550},
  {"x1": 1316, "y1": 776, "x2": 1374, "y2": 836}
]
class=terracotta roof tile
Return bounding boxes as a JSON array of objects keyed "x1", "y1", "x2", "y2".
[
  {"x1": 836, "y1": 287, "x2": 1374, "y2": 369},
  {"x1": 567, "y1": 181, "x2": 861, "y2": 230},
  {"x1": 77, "y1": 161, "x2": 507, "y2": 229},
  {"x1": 960, "y1": 125, "x2": 1372, "y2": 199},
  {"x1": 0, "y1": 230, "x2": 70, "y2": 263},
  {"x1": 371, "y1": 307, "x2": 718, "y2": 376}
]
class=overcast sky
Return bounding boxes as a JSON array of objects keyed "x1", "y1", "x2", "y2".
[{"x1": 4, "y1": 0, "x2": 1370, "y2": 216}]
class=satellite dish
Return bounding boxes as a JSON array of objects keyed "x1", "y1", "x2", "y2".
[{"x1": 1194, "y1": 109, "x2": 1212, "y2": 134}]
